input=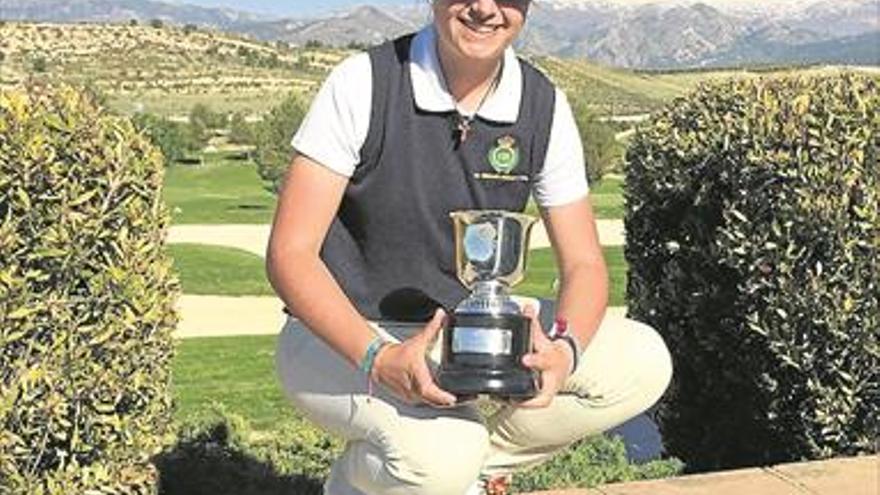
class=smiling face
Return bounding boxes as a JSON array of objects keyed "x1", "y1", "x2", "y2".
[{"x1": 432, "y1": 0, "x2": 529, "y2": 65}]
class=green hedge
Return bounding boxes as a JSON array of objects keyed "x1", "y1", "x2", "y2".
[
  {"x1": 625, "y1": 73, "x2": 879, "y2": 471},
  {"x1": 511, "y1": 435, "x2": 683, "y2": 492},
  {"x1": 157, "y1": 408, "x2": 337, "y2": 495},
  {"x1": 0, "y1": 85, "x2": 179, "y2": 493}
]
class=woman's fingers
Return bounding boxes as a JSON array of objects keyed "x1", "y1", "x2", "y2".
[
  {"x1": 417, "y1": 307, "x2": 447, "y2": 345},
  {"x1": 517, "y1": 306, "x2": 572, "y2": 408},
  {"x1": 414, "y1": 364, "x2": 456, "y2": 407},
  {"x1": 415, "y1": 309, "x2": 456, "y2": 406},
  {"x1": 379, "y1": 307, "x2": 454, "y2": 407},
  {"x1": 522, "y1": 349, "x2": 552, "y2": 370},
  {"x1": 522, "y1": 304, "x2": 552, "y2": 369},
  {"x1": 521, "y1": 303, "x2": 550, "y2": 349},
  {"x1": 518, "y1": 383, "x2": 557, "y2": 408}
]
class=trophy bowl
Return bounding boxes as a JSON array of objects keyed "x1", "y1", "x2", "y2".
[{"x1": 437, "y1": 210, "x2": 538, "y2": 400}]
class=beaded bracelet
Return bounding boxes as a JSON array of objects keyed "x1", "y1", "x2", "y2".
[
  {"x1": 359, "y1": 336, "x2": 390, "y2": 397},
  {"x1": 359, "y1": 337, "x2": 388, "y2": 375}
]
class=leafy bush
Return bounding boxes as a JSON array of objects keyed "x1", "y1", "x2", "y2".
[
  {"x1": 156, "y1": 408, "x2": 339, "y2": 495},
  {"x1": 624, "y1": 73, "x2": 879, "y2": 471},
  {"x1": 254, "y1": 93, "x2": 306, "y2": 193},
  {"x1": 511, "y1": 435, "x2": 683, "y2": 492},
  {"x1": 0, "y1": 85, "x2": 179, "y2": 493},
  {"x1": 133, "y1": 113, "x2": 204, "y2": 164},
  {"x1": 568, "y1": 91, "x2": 621, "y2": 183}
]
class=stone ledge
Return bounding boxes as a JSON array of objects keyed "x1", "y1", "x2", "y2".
[{"x1": 525, "y1": 455, "x2": 878, "y2": 495}]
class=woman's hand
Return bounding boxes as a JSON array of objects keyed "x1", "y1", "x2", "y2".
[
  {"x1": 371, "y1": 308, "x2": 457, "y2": 408},
  {"x1": 518, "y1": 305, "x2": 574, "y2": 409}
]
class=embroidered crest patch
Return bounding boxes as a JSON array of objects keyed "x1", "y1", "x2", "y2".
[{"x1": 487, "y1": 135, "x2": 520, "y2": 174}]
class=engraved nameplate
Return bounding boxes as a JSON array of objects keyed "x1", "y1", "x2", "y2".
[{"x1": 452, "y1": 327, "x2": 513, "y2": 355}]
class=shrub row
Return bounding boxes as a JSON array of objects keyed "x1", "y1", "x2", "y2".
[
  {"x1": 625, "y1": 72, "x2": 879, "y2": 470},
  {"x1": 0, "y1": 85, "x2": 178, "y2": 493}
]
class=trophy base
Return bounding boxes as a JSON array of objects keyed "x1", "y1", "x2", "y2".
[{"x1": 437, "y1": 366, "x2": 537, "y2": 400}]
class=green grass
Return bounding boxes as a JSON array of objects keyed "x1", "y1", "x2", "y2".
[
  {"x1": 169, "y1": 241, "x2": 628, "y2": 306},
  {"x1": 162, "y1": 154, "x2": 277, "y2": 224},
  {"x1": 591, "y1": 176, "x2": 625, "y2": 219},
  {"x1": 169, "y1": 243, "x2": 274, "y2": 296},
  {"x1": 162, "y1": 151, "x2": 621, "y2": 226},
  {"x1": 108, "y1": 90, "x2": 299, "y2": 117},
  {"x1": 525, "y1": 176, "x2": 624, "y2": 219},
  {"x1": 173, "y1": 334, "x2": 300, "y2": 430},
  {"x1": 520, "y1": 246, "x2": 627, "y2": 306}
]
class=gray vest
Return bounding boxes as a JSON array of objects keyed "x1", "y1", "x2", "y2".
[{"x1": 320, "y1": 34, "x2": 556, "y2": 322}]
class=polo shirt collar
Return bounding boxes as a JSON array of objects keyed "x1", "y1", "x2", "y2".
[{"x1": 409, "y1": 25, "x2": 522, "y2": 123}]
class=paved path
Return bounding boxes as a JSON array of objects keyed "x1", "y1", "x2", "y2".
[
  {"x1": 526, "y1": 455, "x2": 878, "y2": 495},
  {"x1": 174, "y1": 295, "x2": 628, "y2": 339},
  {"x1": 167, "y1": 219, "x2": 625, "y2": 257},
  {"x1": 175, "y1": 295, "x2": 287, "y2": 339}
]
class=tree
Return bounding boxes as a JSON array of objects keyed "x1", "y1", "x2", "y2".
[
  {"x1": 31, "y1": 56, "x2": 48, "y2": 73},
  {"x1": 294, "y1": 56, "x2": 311, "y2": 71},
  {"x1": 267, "y1": 52, "x2": 281, "y2": 68},
  {"x1": 149, "y1": 18, "x2": 163, "y2": 29},
  {"x1": 567, "y1": 91, "x2": 621, "y2": 183},
  {"x1": 254, "y1": 93, "x2": 307, "y2": 193},
  {"x1": 189, "y1": 103, "x2": 226, "y2": 130},
  {"x1": 346, "y1": 41, "x2": 371, "y2": 50},
  {"x1": 228, "y1": 111, "x2": 255, "y2": 146},
  {"x1": 132, "y1": 113, "x2": 202, "y2": 164}
]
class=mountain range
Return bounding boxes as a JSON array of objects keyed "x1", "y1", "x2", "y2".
[{"x1": 2, "y1": 0, "x2": 878, "y2": 68}]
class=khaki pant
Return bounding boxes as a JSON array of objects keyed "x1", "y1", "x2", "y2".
[{"x1": 276, "y1": 305, "x2": 672, "y2": 495}]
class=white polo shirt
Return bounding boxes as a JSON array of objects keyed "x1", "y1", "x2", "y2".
[{"x1": 291, "y1": 25, "x2": 589, "y2": 207}]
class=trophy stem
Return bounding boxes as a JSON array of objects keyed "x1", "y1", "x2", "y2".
[
  {"x1": 457, "y1": 280, "x2": 518, "y2": 316},
  {"x1": 472, "y1": 280, "x2": 509, "y2": 299}
]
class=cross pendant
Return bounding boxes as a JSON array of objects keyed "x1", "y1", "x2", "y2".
[{"x1": 457, "y1": 119, "x2": 471, "y2": 144}]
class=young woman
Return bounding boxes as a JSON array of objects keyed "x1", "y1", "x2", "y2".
[{"x1": 267, "y1": 1, "x2": 672, "y2": 493}]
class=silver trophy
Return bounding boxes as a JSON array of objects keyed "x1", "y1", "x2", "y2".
[{"x1": 437, "y1": 210, "x2": 539, "y2": 399}]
